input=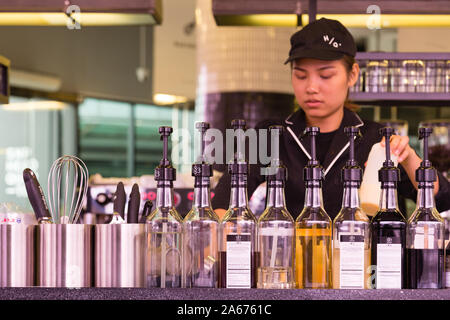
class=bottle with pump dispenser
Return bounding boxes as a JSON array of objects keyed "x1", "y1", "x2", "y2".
[
  {"x1": 183, "y1": 122, "x2": 220, "y2": 288},
  {"x1": 146, "y1": 126, "x2": 184, "y2": 288},
  {"x1": 371, "y1": 127, "x2": 407, "y2": 289},
  {"x1": 257, "y1": 125, "x2": 295, "y2": 289},
  {"x1": 332, "y1": 126, "x2": 371, "y2": 289},
  {"x1": 219, "y1": 119, "x2": 259, "y2": 289},
  {"x1": 407, "y1": 127, "x2": 444, "y2": 289},
  {"x1": 295, "y1": 127, "x2": 332, "y2": 289}
]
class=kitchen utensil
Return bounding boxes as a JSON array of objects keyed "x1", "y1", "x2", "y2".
[
  {"x1": 36, "y1": 224, "x2": 93, "y2": 287},
  {"x1": 47, "y1": 155, "x2": 89, "y2": 224},
  {"x1": 139, "y1": 200, "x2": 153, "y2": 223},
  {"x1": 23, "y1": 168, "x2": 52, "y2": 224},
  {"x1": 127, "y1": 183, "x2": 140, "y2": 224},
  {"x1": 110, "y1": 182, "x2": 126, "y2": 224},
  {"x1": 95, "y1": 223, "x2": 146, "y2": 287},
  {"x1": 0, "y1": 224, "x2": 35, "y2": 287}
]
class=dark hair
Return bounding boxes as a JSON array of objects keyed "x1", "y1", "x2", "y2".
[{"x1": 341, "y1": 55, "x2": 360, "y2": 112}]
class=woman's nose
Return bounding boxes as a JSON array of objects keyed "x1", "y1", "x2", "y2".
[{"x1": 306, "y1": 78, "x2": 319, "y2": 94}]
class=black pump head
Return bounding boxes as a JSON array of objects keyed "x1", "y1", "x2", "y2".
[
  {"x1": 379, "y1": 127, "x2": 396, "y2": 166},
  {"x1": 228, "y1": 119, "x2": 248, "y2": 175},
  {"x1": 301, "y1": 126, "x2": 323, "y2": 183},
  {"x1": 378, "y1": 127, "x2": 400, "y2": 184},
  {"x1": 301, "y1": 126, "x2": 320, "y2": 165},
  {"x1": 155, "y1": 126, "x2": 176, "y2": 182},
  {"x1": 265, "y1": 125, "x2": 287, "y2": 183},
  {"x1": 192, "y1": 122, "x2": 212, "y2": 180},
  {"x1": 416, "y1": 127, "x2": 436, "y2": 184},
  {"x1": 342, "y1": 126, "x2": 363, "y2": 185},
  {"x1": 344, "y1": 126, "x2": 361, "y2": 166}
]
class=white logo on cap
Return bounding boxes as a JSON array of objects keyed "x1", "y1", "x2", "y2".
[{"x1": 323, "y1": 34, "x2": 341, "y2": 48}]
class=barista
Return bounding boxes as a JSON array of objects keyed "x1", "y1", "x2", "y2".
[{"x1": 211, "y1": 18, "x2": 450, "y2": 220}]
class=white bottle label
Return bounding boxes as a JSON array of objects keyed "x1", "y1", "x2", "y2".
[
  {"x1": 376, "y1": 243, "x2": 402, "y2": 289},
  {"x1": 340, "y1": 235, "x2": 365, "y2": 289},
  {"x1": 226, "y1": 233, "x2": 251, "y2": 288}
]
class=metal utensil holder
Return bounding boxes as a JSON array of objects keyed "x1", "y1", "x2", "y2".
[
  {"x1": 0, "y1": 224, "x2": 35, "y2": 287},
  {"x1": 95, "y1": 224, "x2": 146, "y2": 288},
  {"x1": 36, "y1": 224, "x2": 94, "y2": 287}
]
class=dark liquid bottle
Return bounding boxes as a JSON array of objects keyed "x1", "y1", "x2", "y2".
[
  {"x1": 219, "y1": 119, "x2": 259, "y2": 288},
  {"x1": 406, "y1": 127, "x2": 444, "y2": 289},
  {"x1": 371, "y1": 127, "x2": 407, "y2": 289}
]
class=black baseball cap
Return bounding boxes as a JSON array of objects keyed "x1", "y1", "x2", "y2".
[{"x1": 285, "y1": 18, "x2": 357, "y2": 64}]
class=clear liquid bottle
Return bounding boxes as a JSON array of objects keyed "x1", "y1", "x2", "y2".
[
  {"x1": 183, "y1": 122, "x2": 220, "y2": 288},
  {"x1": 371, "y1": 127, "x2": 407, "y2": 289},
  {"x1": 333, "y1": 126, "x2": 371, "y2": 289},
  {"x1": 295, "y1": 127, "x2": 332, "y2": 289},
  {"x1": 445, "y1": 240, "x2": 450, "y2": 288},
  {"x1": 146, "y1": 126, "x2": 184, "y2": 288},
  {"x1": 219, "y1": 119, "x2": 259, "y2": 289},
  {"x1": 407, "y1": 127, "x2": 444, "y2": 289},
  {"x1": 257, "y1": 125, "x2": 295, "y2": 289}
]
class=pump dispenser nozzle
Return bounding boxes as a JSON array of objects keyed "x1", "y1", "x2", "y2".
[
  {"x1": 267, "y1": 125, "x2": 287, "y2": 183},
  {"x1": 229, "y1": 119, "x2": 249, "y2": 177},
  {"x1": 342, "y1": 126, "x2": 363, "y2": 186},
  {"x1": 301, "y1": 127, "x2": 322, "y2": 183},
  {"x1": 416, "y1": 127, "x2": 437, "y2": 184},
  {"x1": 378, "y1": 127, "x2": 400, "y2": 185},
  {"x1": 231, "y1": 119, "x2": 247, "y2": 164},
  {"x1": 193, "y1": 122, "x2": 213, "y2": 184},
  {"x1": 155, "y1": 126, "x2": 176, "y2": 182}
]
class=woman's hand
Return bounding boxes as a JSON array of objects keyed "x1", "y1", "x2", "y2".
[
  {"x1": 380, "y1": 135, "x2": 439, "y2": 195},
  {"x1": 380, "y1": 135, "x2": 418, "y2": 164}
]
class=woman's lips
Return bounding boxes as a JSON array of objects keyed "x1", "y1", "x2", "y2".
[{"x1": 304, "y1": 100, "x2": 322, "y2": 107}]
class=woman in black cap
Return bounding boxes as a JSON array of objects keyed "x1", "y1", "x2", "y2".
[{"x1": 212, "y1": 18, "x2": 450, "y2": 220}]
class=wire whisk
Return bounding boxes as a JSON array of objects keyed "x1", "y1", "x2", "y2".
[{"x1": 47, "y1": 155, "x2": 89, "y2": 224}]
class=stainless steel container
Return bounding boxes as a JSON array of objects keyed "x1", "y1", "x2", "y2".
[
  {"x1": 36, "y1": 224, "x2": 93, "y2": 287},
  {"x1": 0, "y1": 224, "x2": 35, "y2": 287},
  {"x1": 95, "y1": 224, "x2": 146, "y2": 287}
]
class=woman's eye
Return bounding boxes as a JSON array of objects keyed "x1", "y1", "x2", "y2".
[
  {"x1": 295, "y1": 74, "x2": 306, "y2": 80},
  {"x1": 320, "y1": 74, "x2": 333, "y2": 79}
]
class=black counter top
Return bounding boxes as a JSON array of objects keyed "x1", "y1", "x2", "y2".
[{"x1": 0, "y1": 288, "x2": 449, "y2": 300}]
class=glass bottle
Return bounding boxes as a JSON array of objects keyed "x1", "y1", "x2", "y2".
[
  {"x1": 407, "y1": 127, "x2": 444, "y2": 289},
  {"x1": 183, "y1": 122, "x2": 219, "y2": 288},
  {"x1": 371, "y1": 127, "x2": 407, "y2": 289},
  {"x1": 295, "y1": 127, "x2": 332, "y2": 289},
  {"x1": 146, "y1": 126, "x2": 183, "y2": 288},
  {"x1": 333, "y1": 126, "x2": 371, "y2": 289},
  {"x1": 257, "y1": 125, "x2": 295, "y2": 289},
  {"x1": 219, "y1": 119, "x2": 258, "y2": 289}
]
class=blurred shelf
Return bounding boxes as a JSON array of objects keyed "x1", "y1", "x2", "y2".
[
  {"x1": 350, "y1": 92, "x2": 450, "y2": 106},
  {"x1": 356, "y1": 52, "x2": 450, "y2": 61}
]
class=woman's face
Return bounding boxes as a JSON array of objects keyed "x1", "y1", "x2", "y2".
[{"x1": 291, "y1": 58, "x2": 359, "y2": 120}]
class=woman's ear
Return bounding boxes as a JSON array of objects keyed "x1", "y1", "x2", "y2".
[{"x1": 348, "y1": 63, "x2": 360, "y2": 87}]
